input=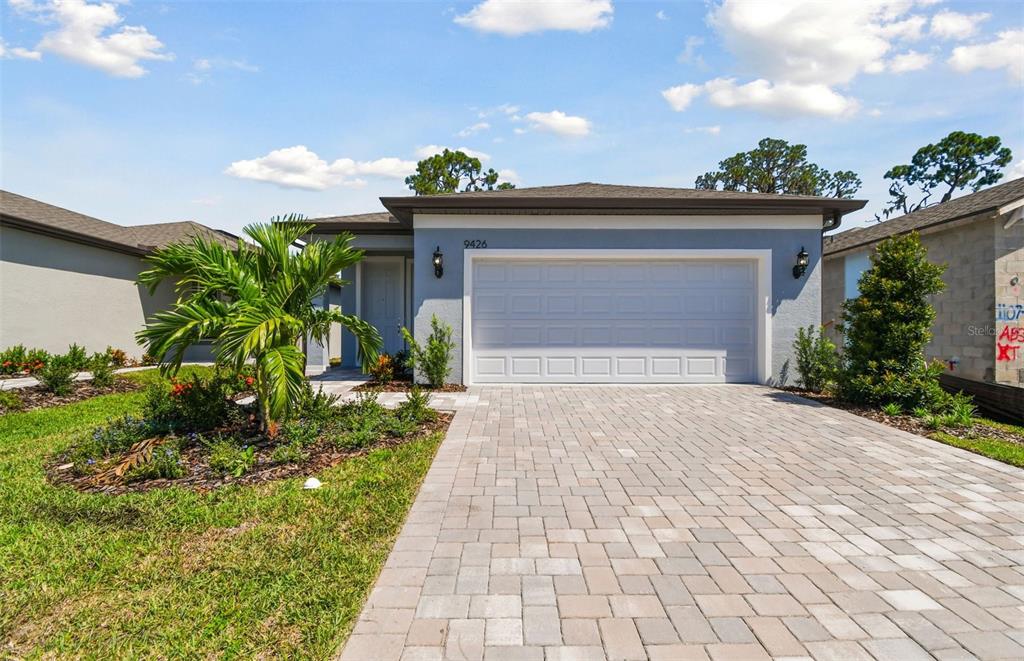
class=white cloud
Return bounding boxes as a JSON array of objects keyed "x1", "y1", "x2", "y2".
[
  {"x1": 1007, "y1": 159, "x2": 1024, "y2": 181},
  {"x1": 457, "y1": 122, "x2": 490, "y2": 137},
  {"x1": 656, "y1": 10, "x2": 667, "y2": 21},
  {"x1": 0, "y1": 38, "x2": 42, "y2": 60},
  {"x1": 498, "y1": 168, "x2": 521, "y2": 185},
  {"x1": 666, "y1": 0, "x2": 941, "y2": 118},
  {"x1": 522, "y1": 110, "x2": 592, "y2": 137},
  {"x1": 677, "y1": 35, "x2": 705, "y2": 66},
  {"x1": 454, "y1": 0, "x2": 612, "y2": 36},
  {"x1": 930, "y1": 10, "x2": 990, "y2": 40},
  {"x1": 225, "y1": 146, "x2": 416, "y2": 191},
  {"x1": 477, "y1": 103, "x2": 519, "y2": 118},
  {"x1": 703, "y1": 78, "x2": 859, "y2": 117},
  {"x1": 888, "y1": 50, "x2": 932, "y2": 73},
  {"x1": 662, "y1": 78, "x2": 858, "y2": 118},
  {"x1": 661, "y1": 83, "x2": 702, "y2": 111},
  {"x1": 684, "y1": 125, "x2": 721, "y2": 135},
  {"x1": 709, "y1": 0, "x2": 927, "y2": 87},
  {"x1": 948, "y1": 29, "x2": 1024, "y2": 83},
  {"x1": 14, "y1": 0, "x2": 173, "y2": 78},
  {"x1": 414, "y1": 145, "x2": 491, "y2": 161}
]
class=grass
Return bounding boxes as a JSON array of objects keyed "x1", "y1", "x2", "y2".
[
  {"x1": 928, "y1": 416, "x2": 1024, "y2": 469},
  {"x1": 0, "y1": 367, "x2": 443, "y2": 659}
]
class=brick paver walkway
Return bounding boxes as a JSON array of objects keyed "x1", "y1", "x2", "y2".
[{"x1": 339, "y1": 386, "x2": 1024, "y2": 661}]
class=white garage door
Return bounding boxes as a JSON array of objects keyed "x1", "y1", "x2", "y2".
[{"x1": 469, "y1": 258, "x2": 758, "y2": 383}]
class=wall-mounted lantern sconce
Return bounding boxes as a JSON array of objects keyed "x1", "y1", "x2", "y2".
[
  {"x1": 433, "y1": 246, "x2": 444, "y2": 279},
  {"x1": 793, "y1": 246, "x2": 809, "y2": 279}
]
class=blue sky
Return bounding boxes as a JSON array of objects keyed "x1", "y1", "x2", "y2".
[{"x1": 2, "y1": 0, "x2": 1022, "y2": 235}]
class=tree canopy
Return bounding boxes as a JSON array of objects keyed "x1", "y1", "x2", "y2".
[
  {"x1": 695, "y1": 138, "x2": 862, "y2": 199},
  {"x1": 879, "y1": 131, "x2": 1013, "y2": 220},
  {"x1": 405, "y1": 149, "x2": 516, "y2": 195}
]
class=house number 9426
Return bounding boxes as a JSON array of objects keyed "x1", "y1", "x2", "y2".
[{"x1": 464, "y1": 239, "x2": 487, "y2": 249}]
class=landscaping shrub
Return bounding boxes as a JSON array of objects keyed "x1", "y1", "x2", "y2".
[
  {"x1": 279, "y1": 419, "x2": 320, "y2": 447},
  {"x1": 65, "y1": 343, "x2": 89, "y2": 370},
  {"x1": 793, "y1": 326, "x2": 839, "y2": 392},
  {"x1": 397, "y1": 385, "x2": 436, "y2": 424},
  {"x1": 881, "y1": 402, "x2": 902, "y2": 416},
  {"x1": 38, "y1": 353, "x2": 79, "y2": 395},
  {"x1": 839, "y1": 359, "x2": 949, "y2": 411},
  {"x1": 1, "y1": 345, "x2": 27, "y2": 375},
  {"x1": 89, "y1": 351, "x2": 117, "y2": 388},
  {"x1": 206, "y1": 437, "x2": 257, "y2": 477},
  {"x1": 1, "y1": 345, "x2": 48, "y2": 376},
  {"x1": 144, "y1": 373, "x2": 233, "y2": 433},
  {"x1": 370, "y1": 353, "x2": 395, "y2": 384},
  {"x1": 270, "y1": 441, "x2": 307, "y2": 465},
  {"x1": 394, "y1": 349, "x2": 411, "y2": 377},
  {"x1": 107, "y1": 347, "x2": 129, "y2": 367},
  {"x1": 293, "y1": 382, "x2": 341, "y2": 422},
  {"x1": 0, "y1": 389, "x2": 24, "y2": 411},
  {"x1": 401, "y1": 315, "x2": 455, "y2": 387},
  {"x1": 838, "y1": 232, "x2": 948, "y2": 410}
]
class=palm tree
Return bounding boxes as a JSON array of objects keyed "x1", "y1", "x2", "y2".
[{"x1": 136, "y1": 217, "x2": 381, "y2": 434}]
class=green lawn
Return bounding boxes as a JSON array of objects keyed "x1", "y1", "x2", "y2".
[
  {"x1": 929, "y1": 417, "x2": 1024, "y2": 469},
  {"x1": 0, "y1": 368, "x2": 443, "y2": 659}
]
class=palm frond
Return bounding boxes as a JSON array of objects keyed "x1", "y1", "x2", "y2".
[
  {"x1": 217, "y1": 305, "x2": 303, "y2": 371},
  {"x1": 332, "y1": 312, "x2": 383, "y2": 372},
  {"x1": 136, "y1": 298, "x2": 231, "y2": 372},
  {"x1": 258, "y1": 344, "x2": 307, "y2": 421}
]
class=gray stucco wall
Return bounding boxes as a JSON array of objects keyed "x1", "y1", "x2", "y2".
[
  {"x1": 413, "y1": 226, "x2": 822, "y2": 385},
  {"x1": 0, "y1": 225, "x2": 212, "y2": 361}
]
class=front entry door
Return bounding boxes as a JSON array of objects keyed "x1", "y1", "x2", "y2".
[{"x1": 361, "y1": 258, "x2": 405, "y2": 355}]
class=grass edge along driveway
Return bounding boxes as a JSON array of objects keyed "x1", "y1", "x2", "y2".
[{"x1": 0, "y1": 368, "x2": 443, "y2": 659}]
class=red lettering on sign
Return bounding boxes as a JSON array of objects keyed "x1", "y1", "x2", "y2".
[
  {"x1": 997, "y1": 343, "x2": 1020, "y2": 362},
  {"x1": 998, "y1": 326, "x2": 1024, "y2": 342}
]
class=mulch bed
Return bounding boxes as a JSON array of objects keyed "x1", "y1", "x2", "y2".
[
  {"x1": 781, "y1": 387, "x2": 1024, "y2": 447},
  {"x1": 0, "y1": 378, "x2": 142, "y2": 415},
  {"x1": 47, "y1": 411, "x2": 453, "y2": 495},
  {"x1": 354, "y1": 377, "x2": 467, "y2": 393}
]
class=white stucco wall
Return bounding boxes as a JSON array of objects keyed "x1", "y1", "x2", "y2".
[{"x1": 0, "y1": 225, "x2": 182, "y2": 359}]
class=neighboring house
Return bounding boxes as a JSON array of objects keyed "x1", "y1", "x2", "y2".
[
  {"x1": 0, "y1": 190, "x2": 235, "y2": 360},
  {"x1": 305, "y1": 183, "x2": 865, "y2": 385},
  {"x1": 822, "y1": 178, "x2": 1024, "y2": 418}
]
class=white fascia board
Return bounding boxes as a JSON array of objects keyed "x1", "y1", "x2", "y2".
[{"x1": 415, "y1": 213, "x2": 821, "y2": 230}]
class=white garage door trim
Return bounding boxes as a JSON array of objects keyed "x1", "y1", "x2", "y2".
[{"x1": 463, "y1": 249, "x2": 772, "y2": 385}]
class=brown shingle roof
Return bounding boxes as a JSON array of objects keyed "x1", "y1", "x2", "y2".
[
  {"x1": 131, "y1": 221, "x2": 238, "y2": 250},
  {"x1": 381, "y1": 182, "x2": 867, "y2": 224},
  {"x1": 0, "y1": 190, "x2": 235, "y2": 254},
  {"x1": 824, "y1": 177, "x2": 1024, "y2": 256},
  {"x1": 307, "y1": 211, "x2": 407, "y2": 233}
]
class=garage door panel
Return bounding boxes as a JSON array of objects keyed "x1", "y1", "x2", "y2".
[{"x1": 471, "y1": 258, "x2": 758, "y2": 383}]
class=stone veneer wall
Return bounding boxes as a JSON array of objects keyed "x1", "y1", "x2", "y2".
[{"x1": 994, "y1": 214, "x2": 1024, "y2": 385}]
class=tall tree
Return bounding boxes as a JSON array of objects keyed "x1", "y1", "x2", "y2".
[
  {"x1": 879, "y1": 131, "x2": 1013, "y2": 219},
  {"x1": 137, "y1": 218, "x2": 382, "y2": 434},
  {"x1": 695, "y1": 138, "x2": 862, "y2": 199},
  {"x1": 405, "y1": 149, "x2": 516, "y2": 195}
]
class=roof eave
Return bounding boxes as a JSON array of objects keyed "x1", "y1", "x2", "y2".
[
  {"x1": 1, "y1": 214, "x2": 147, "y2": 256},
  {"x1": 380, "y1": 196, "x2": 868, "y2": 224},
  {"x1": 823, "y1": 204, "x2": 1005, "y2": 257}
]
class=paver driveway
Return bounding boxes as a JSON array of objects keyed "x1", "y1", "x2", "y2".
[{"x1": 339, "y1": 385, "x2": 1024, "y2": 661}]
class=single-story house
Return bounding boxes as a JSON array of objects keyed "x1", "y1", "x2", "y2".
[
  {"x1": 305, "y1": 183, "x2": 866, "y2": 385},
  {"x1": 822, "y1": 177, "x2": 1024, "y2": 418},
  {"x1": 0, "y1": 190, "x2": 236, "y2": 360}
]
